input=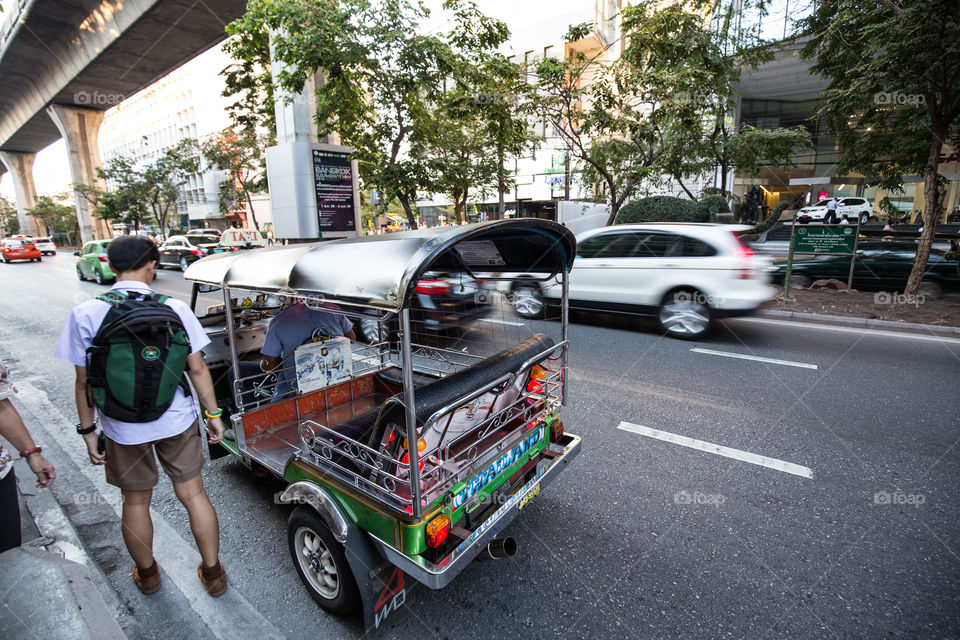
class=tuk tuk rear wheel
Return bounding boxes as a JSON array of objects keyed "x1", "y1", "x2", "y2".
[{"x1": 288, "y1": 506, "x2": 360, "y2": 615}]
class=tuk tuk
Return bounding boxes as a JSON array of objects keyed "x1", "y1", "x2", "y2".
[{"x1": 184, "y1": 219, "x2": 581, "y2": 631}]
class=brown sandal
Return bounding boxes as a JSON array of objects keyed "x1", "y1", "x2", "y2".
[
  {"x1": 132, "y1": 560, "x2": 162, "y2": 595},
  {"x1": 198, "y1": 561, "x2": 227, "y2": 597}
]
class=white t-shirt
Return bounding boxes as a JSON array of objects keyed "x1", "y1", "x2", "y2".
[
  {"x1": 0, "y1": 359, "x2": 14, "y2": 480},
  {"x1": 54, "y1": 281, "x2": 211, "y2": 445}
]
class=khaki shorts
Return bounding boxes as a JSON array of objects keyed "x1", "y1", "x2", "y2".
[{"x1": 104, "y1": 422, "x2": 205, "y2": 491}]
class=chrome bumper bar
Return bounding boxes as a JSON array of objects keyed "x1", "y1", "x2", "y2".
[{"x1": 371, "y1": 431, "x2": 582, "y2": 590}]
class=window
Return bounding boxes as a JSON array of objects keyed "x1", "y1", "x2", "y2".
[
  {"x1": 577, "y1": 233, "x2": 636, "y2": 258},
  {"x1": 634, "y1": 233, "x2": 681, "y2": 258},
  {"x1": 83, "y1": 243, "x2": 95, "y2": 254},
  {"x1": 680, "y1": 237, "x2": 718, "y2": 257}
]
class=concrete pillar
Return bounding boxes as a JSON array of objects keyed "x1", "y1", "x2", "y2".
[
  {"x1": 0, "y1": 151, "x2": 37, "y2": 234},
  {"x1": 46, "y1": 105, "x2": 106, "y2": 244}
]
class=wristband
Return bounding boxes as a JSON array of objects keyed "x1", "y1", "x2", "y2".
[
  {"x1": 203, "y1": 408, "x2": 223, "y2": 419},
  {"x1": 76, "y1": 422, "x2": 97, "y2": 435},
  {"x1": 19, "y1": 446, "x2": 42, "y2": 458}
]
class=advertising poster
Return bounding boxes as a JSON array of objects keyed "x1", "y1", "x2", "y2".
[{"x1": 312, "y1": 149, "x2": 357, "y2": 233}]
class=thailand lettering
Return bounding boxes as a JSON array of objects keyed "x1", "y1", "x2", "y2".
[{"x1": 451, "y1": 427, "x2": 544, "y2": 510}]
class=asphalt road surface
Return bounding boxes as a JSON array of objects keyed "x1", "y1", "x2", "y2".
[{"x1": 1, "y1": 253, "x2": 958, "y2": 639}]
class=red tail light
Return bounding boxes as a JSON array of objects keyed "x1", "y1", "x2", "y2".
[
  {"x1": 98, "y1": 255, "x2": 108, "y2": 262},
  {"x1": 732, "y1": 233, "x2": 755, "y2": 257},
  {"x1": 192, "y1": 249, "x2": 204, "y2": 256},
  {"x1": 425, "y1": 514, "x2": 450, "y2": 548},
  {"x1": 415, "y1": 279, "x2": 451, "y2": 294}
]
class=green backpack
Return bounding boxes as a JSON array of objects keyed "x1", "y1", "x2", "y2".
[{"x1": 84, "y1": 291, "x2": 192, "y2": 423}]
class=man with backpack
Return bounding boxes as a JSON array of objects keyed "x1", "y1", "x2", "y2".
[{"x1": 55, "y1": 236, "x2": 228, "y2": 597}]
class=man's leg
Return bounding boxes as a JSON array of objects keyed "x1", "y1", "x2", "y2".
[
  {"x1": 0, "y1": 470, "x2": 22, "y2": 553},
  {"x1": 172, "y1": 474, "x2": 220, "y2": 568},
  {"x1": 120, "y1": 489, "x2": 155, "y2": 569}
]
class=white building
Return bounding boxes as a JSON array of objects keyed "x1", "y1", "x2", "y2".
[{"x1": 98, "y1": 42, "x2": 236, "y2": 229}]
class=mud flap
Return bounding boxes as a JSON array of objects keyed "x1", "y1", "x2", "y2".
[{"x1": 344, "y1": 528, "x2": 419, "y2": 635}]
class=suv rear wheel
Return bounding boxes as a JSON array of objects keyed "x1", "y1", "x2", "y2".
[{"x1": 658, "y1": 290, "x2": 711, "y2": 339}]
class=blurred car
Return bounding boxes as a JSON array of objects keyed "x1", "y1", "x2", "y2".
[
  {"x1": 187, "y1": 228, "x2": 223, "y2": 238},
  {"x1": 772, "y1": 241, "x2": 959, "y2": 298},
  {"x1": 159, "y1": 234, "x2": 221, "y2": 271},
  {"x1": 1, "y1": 238, "x2": 42, "y2": 263},
  {"x1": 353, "y1": 273, "x2": 493, "y2": 343},
  {"x1": 508, "y1": 223, "x2": 775, "y2": 339},
  {"x1": 75, "y1": 239, "x2": 114, "y2": 283},
  {"x1": 797, "y1": 197, "x2": 874, "y2": 225},
  {"x1": 32, "y1": 237, "x2": 57, "y2": 255}
]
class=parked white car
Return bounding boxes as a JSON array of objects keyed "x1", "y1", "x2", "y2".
[
  {"x1": 507, "y1": 223, "x2": 775, "y2": 339},
  {"x1": 797, "y1": 197, "x2": 874, "y2": 225}
]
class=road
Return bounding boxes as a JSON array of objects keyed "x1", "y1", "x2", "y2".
[{"x1": 1, "y1": 253, "x2": 958, "y2": 639}]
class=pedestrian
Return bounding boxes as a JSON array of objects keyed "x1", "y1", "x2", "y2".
[
  {"x1": 839, "y1": 215, "x2": 850, "y2": 225},
  {"x1": 823, "y1": 198, "x2": 838, "y2": 224},
  {"x1": 267, "y1": 227, "x2": 275, "y2": 246},
  {"x1": 883, "y1": 221, "x2": 894, "y2": 231},
  {"x1": 54, "y1": 235, "x2": 228, "y2": 597},
  {"x1": 0, "y1": 358, "x2": 56, "y2": 553}
]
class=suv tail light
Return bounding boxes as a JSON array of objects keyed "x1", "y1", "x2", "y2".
[
  {"x1": 415, "y1": 279, "x2": 451, "y2": 294},
  {"x1": 731, "y1": 233, "x2": 756, "y2": 279}
]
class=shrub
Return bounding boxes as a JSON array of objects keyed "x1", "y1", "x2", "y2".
[{"x1": 614, "y1": 196, "x2": 709, "y2": 225}]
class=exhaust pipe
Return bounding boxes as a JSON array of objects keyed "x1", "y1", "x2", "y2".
[{"x1": 477, "y1": 537, "x2": 518, "y2": 561}]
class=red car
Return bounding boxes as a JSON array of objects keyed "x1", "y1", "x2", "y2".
[{"x1": 1, "y1": 238, "x2": 42, "y2": 263}]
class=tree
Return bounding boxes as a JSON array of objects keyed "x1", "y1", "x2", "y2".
[
  {"x1": 201, "y1": 129, "x2": 270, "y2": 231},
  {"x1": 76, "y1": 155, "x2": 152, "y2": 231},
  {"x1": 622, "y1": 1, "x2": 811, "y2": 202},
  {"x1": 0, "y1": 195, "x2": 19, "y2": 236},
  {"x1": 534, "y1": 22, "x2": 670, "y2": 226},
  {"x1": 420, "y1": 2, "x2": 538, "y2": 223},
  {"x1": 27, "y1": 195, "x2": 79, "y2": 245},
  {"x1": 140, "y1": 140, "x2": 200, "y2": 236},
  {"x1": 798, "y1": 0, "x2": 960, "y2": 295}
]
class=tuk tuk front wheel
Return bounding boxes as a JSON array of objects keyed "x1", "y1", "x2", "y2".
[{"x1": 288, "y1": 506, "x2": 360, "y2": 615}]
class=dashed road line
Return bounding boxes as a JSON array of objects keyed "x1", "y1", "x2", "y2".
[
  {"x1": 618, "y1": 421, "x2": 814, "y2": 479},
  {"x1": 690, "y1": 347, "x2": 818, "y2": 370}
]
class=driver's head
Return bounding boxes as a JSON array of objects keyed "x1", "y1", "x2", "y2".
[{"x1": 107, "y1": 235, "x2": 159, "y2": 275}]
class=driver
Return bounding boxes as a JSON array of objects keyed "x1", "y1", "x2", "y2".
[{"x1": 260, "y1": 299, "x2": 356, "y2": 398}]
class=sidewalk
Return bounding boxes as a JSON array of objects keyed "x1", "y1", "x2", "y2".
[{"x1": 1, "y1": 457, "x2": 130, "y2": 640}]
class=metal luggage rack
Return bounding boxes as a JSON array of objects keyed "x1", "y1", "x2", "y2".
[{"x1": 294, "y1": 345, "x2": 565, "y2": 513}]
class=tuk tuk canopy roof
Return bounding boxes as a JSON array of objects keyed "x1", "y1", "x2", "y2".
[{"x1": 183, "y1": 219, "x2": 576, "y2": 311}]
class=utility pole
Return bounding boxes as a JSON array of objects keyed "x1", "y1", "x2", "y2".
[{"x1": 563, "y1": 149, "x2": 571, "y2": 201}]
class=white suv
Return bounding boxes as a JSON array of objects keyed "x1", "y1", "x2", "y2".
[
  {"x1": 508, "y1": 223, "x2": 775, "y2": 339},
  {"x1": 797, "y1": 197, "x2": 874, "y2": 225}
]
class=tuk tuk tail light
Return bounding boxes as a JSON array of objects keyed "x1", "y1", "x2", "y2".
[
  {"x1": 551, "y1": 420, "x2": 565, "y2": 443},
  {"x1": 526, "y1": 365, "x2": 547, "y2": 393},
  {"x1": 98, "y1": 255, "x2": 108, "y2": 262},
  {"x1": 425, "y1": 514, "x2": 450, "y2": 548}
]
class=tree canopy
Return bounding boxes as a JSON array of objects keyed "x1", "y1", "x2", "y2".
[{"x1": 798, "y1": 0, "x2": 960, "y2": 295}]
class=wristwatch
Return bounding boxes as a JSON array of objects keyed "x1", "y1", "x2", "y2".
[{"x1": 76, "y1": 422, "x2": 97, "y2": 435}]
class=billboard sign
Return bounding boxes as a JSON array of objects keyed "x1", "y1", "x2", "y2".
[{"x1": 312, "y1": 148, "x2": 358, "y2": 234}]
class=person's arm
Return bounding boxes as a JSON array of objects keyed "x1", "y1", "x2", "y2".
[
  {"x1": 185, "y1": 352, "x2": 224, "y2": 444},
  {"x1": 73, "y1": 366, "x2": 105, "y2": 466},
  {"x1": 0, "y1": 399, "x2": 55, "y2": 487},
  {"x1": 260, "y1": 354, "x2": 281, "y2": 371},
  {"x1": 345, "y1": 329, "x2": 357, "y2": 341}
]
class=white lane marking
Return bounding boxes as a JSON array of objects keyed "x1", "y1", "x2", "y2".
[
  {"x1": 690, "y1": 347, "x2": 818, "y2": 370},
  {"x1": 480, "y1": 317, "x2": 525, "y2": 327},
  {"x1": 15, "y1": 380, "x2": 285, "y2": 640},
  {"x1": 618, "y1": 421, "x2": 814, "y2": 479},
  {"x1": 730, "y1": 317, "x2": 960, "y2": 345}
]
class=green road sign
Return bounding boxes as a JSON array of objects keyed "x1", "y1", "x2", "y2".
[{"x1": 792, "y1": 225, "x2": 857, "y2": 254}]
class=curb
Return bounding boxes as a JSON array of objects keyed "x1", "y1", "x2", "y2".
[{"x1": 755, "y1": 309, "x2": 960, "y2": 337}]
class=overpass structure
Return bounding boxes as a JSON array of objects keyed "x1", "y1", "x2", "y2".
[{"x1": 0, "y1": 0, "x2": 246, "y2": 242}]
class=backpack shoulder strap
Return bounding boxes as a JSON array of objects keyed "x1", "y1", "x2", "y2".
[
  {"x1": 147, "y1": 293, "x2": 170, "y2": 304},
  {"x1": 96, "y1": 290, "x2": 133, "y2": 306}
]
